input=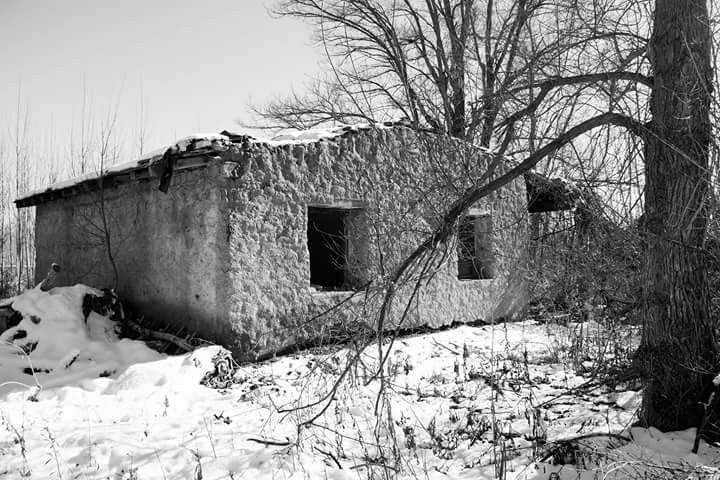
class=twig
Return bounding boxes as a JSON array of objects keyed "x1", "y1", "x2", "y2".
[
  {"x1": 431, "y1": 339, "x2": 461, "y2": 355},
  {"x1": 349, "y1": 462, "x2": 399, "y2": 472},
  {"x1": 124, "y1": 317, "x2": 194, "y2": 352},
  {"x1": 246, "y1": 437, "x2": 293, "y2": 447},
  {"x1": 313, "y1": 446, "x2": 342, "y2": 469}
]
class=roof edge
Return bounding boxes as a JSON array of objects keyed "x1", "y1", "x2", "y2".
[
  {"x1": 15, "y1": 152, "x2": 218, "y2": 208},
  {"x1": 15, "y1": 121, "x2": 491, "y2": 208}
]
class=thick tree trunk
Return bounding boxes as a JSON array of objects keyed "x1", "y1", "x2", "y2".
[{"x1": 639, "y1": 0, "x2": 717, "y2": 431}]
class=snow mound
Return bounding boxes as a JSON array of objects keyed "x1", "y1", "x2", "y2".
[
  {"x1": 105, "y1": 345, "x2": 227, "y2": 395},
  {"x1": 164, "y1": 132, "x2": 231, "y2": 156},
  {"x1": 0, "y1": 285, "x2": 161, "y2": 395}
]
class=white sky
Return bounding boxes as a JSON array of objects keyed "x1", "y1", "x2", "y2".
[{"x1": 0, "y1": 0, "x2": 322, "y2": 162}]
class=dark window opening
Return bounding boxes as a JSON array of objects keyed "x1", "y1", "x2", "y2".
[
  {"x1": 458, "y1": 214, "x2": 495, "y2": 280},
  {"x1": 307, "y1": 206, "x2": 365, "y2": 291}
]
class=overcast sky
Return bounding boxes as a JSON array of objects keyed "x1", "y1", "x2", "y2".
[{"x1": 0, "y1": 0, "x2": 322, "y2": 161}]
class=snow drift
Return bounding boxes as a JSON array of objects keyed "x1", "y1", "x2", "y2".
[
  {"x1": 0, "y1": 285, "x2": 719, "y2": 480},
  {"x1": 0, "y1": 285, "x2": 163, "y2": 394}
]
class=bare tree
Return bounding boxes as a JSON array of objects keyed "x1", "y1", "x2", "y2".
[
  {"x1": 96, "y1": 103, "x2": 122, "y2": 290},
  {"x1": 266, "y1": 0, "x2": 720, "y2": 436},
  {"x1": 262, "y1": 0, "x2": 651, "y2": 149},
  {"x1": 136, "y1": 85, "x2": 149, "y2": 158},
  {"x1": 12, "y1": 86, "x2": 33, "y2": 293},
  {"x1": 0, "y1": 140, "x2": 7, "y2": 296}
]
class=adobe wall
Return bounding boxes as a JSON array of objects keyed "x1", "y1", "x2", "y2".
[
  {"x1": 220, "y1": 128, "x2": 529, "y2": 357},
  {"x1": 33, "y1": 167, "x2": 233, "y2": 342}
]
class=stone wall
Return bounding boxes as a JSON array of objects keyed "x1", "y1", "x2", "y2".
[{"x1": 220, "y1": 127, "x2": 529, "y2": 357}]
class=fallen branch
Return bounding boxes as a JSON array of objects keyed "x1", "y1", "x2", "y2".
[
  {"x1": 124, "y1": 316, "x2": 194, "y2": 352},
  {"x1": 538, "y1": 432, "x2": 632, "y2": 464},
  {"x1": 246, "y1": 437, "x2": 293, "y2": 447}
]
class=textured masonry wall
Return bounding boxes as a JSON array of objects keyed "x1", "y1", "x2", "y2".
[
  {"x1": 32, "y1": 127, "x2": 528, "y2": 359},
  {"x1": 220, "y1": 128, "x2": 529, "y2": 357}
]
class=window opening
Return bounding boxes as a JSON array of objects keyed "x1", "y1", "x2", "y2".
[
  {"x1": 457, "y1": 214, "x2": 495, "y2": 280},
  {"x1": 307, "y1": 206, "x2": 365, "y2": 290}
]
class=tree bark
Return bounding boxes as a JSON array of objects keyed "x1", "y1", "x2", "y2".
[{"x1": 639, "y1": 0, "x2": 717, "y2": 431}]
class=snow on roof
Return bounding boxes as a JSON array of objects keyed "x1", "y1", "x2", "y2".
[
  {"x1": 14, "y1": 124, "x2": 401, "y2": 206},
  {"x1": 268, "y1": 122, "x2": 390, "y2": 144},
  {"x1": 14, "y1": 121, "x2": 468, "y2": 207},
  {"x1": 18, "y1": 159, "x2": 142, "y2": 201},
  {"x1": 15, "y1": 133, "x2": 233, "y2": 205}
]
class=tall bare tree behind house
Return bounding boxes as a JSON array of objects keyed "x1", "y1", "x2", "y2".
[{"x1": 268, "y1": 0, "x2": 720, "y2": 434}]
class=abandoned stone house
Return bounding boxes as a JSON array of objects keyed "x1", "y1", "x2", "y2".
[{"x1": 16, "y1": 124, "x2": 532, "y2": 358}]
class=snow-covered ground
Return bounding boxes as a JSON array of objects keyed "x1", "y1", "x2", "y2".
[{"x1": 1, "y1": 286, "x2": 719, "y2": 479}]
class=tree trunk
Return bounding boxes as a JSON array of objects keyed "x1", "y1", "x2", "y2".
[{"x1": 639, "y1": 0, "x2": 717, "y2": 431}]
